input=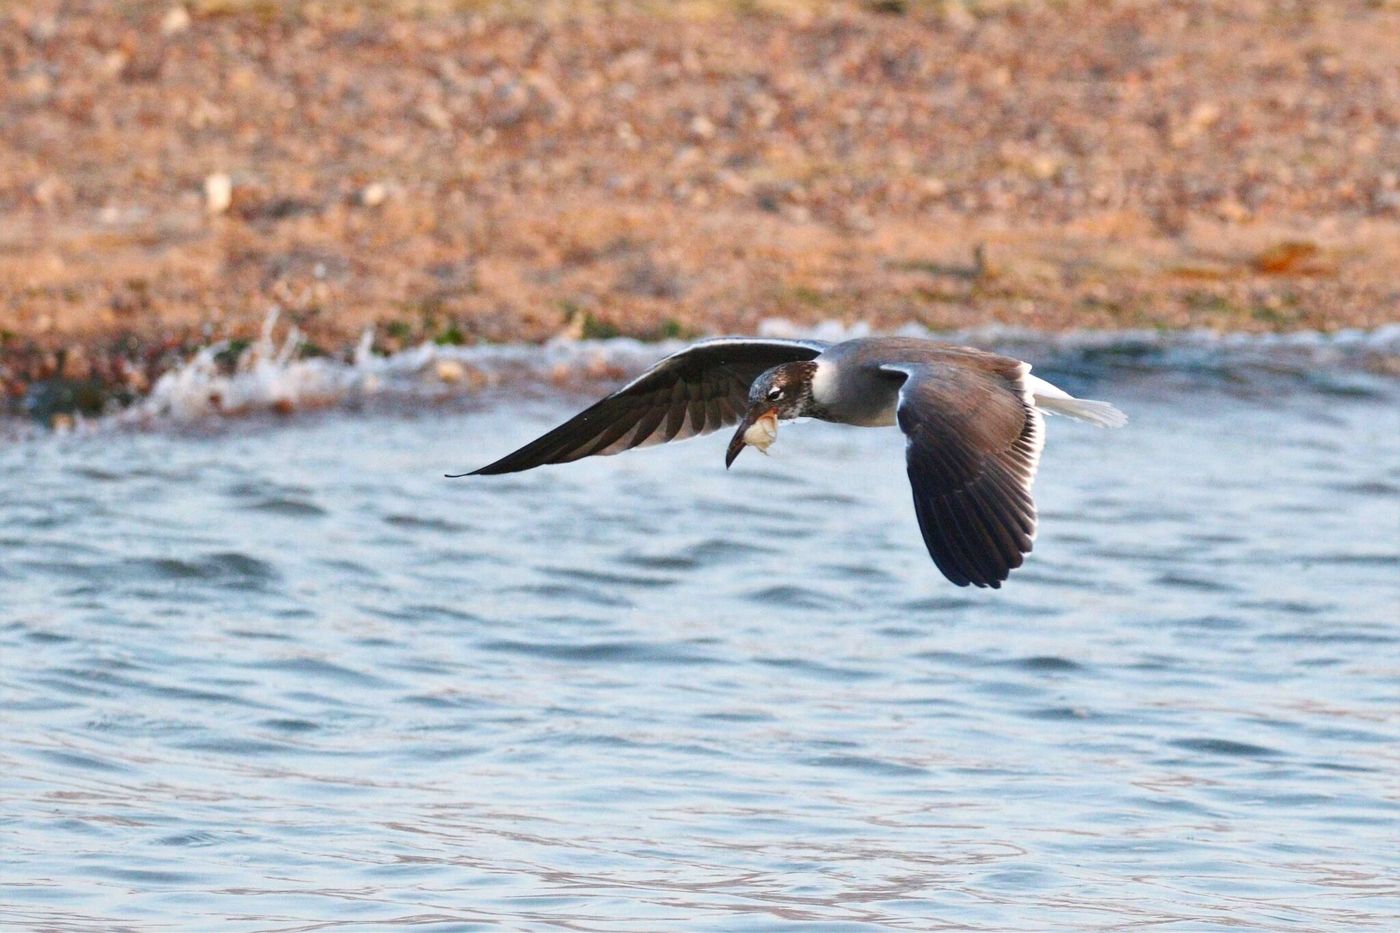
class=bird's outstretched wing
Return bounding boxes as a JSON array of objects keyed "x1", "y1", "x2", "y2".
[
  {"x1": 463, "y1": 338, "x2": 829, "y2": 475},
  {"x1": 882, "y1": 357, "x2": 1042, "y2": 588}
]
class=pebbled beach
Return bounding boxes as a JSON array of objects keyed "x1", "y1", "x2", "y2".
[{"x1": 2, "y1": 0, "x2": 1399, "y2": 416}]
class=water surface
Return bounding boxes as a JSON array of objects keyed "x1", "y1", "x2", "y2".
[{"x1": 3, "y1": 334, "x2": 1398, "y2": 930}]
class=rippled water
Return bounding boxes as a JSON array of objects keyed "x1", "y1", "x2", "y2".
[{"x1": 3, "y1": 335, "x2": 1399, "y2": 930}]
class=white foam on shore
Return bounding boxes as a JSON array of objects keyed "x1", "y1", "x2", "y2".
[
  {"x1": 122, "y1": 311, "x2": 685, "y2": 425},
  {"x1": 73, "y1": 314, "x2": 1397, "y2": 430}
]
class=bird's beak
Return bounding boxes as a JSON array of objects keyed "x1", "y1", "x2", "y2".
[{"x1": 726, "y1": 406, "x2": 779, "y2": 469}]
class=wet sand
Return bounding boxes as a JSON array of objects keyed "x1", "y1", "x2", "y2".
[{"x1": 3, "y1": 0, "x2": 1399, "y2": 412}]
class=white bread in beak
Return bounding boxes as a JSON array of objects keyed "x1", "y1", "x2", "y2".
[{"x1": 742, "y1": 411, "x2": 779, "y2": 454}]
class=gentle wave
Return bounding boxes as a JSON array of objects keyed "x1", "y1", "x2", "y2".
[
  {"x1": 7, "y1": 316, "x2": 1399, "y2": 439},
  {"x1": 130, "y1": 317, "x2": 1400, "y2": 423}
]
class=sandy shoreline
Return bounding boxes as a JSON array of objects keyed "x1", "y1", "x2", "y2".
[{"x1": 3, "y1": 1, "x2": 1399, "y2": 418}]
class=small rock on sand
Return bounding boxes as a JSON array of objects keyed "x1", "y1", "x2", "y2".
[
  {"x1": 360, "y1": 182, "x2": 389, "y2": 207},
  {"x1": 204, "y1": 173, "x2": 232, "y2": 214},
  {"x1": 161, "y1": 6, "x2": 191, "y2": 36},
  {"x1": 435, "y1": 359, "x2": 467, "y2": 383}
]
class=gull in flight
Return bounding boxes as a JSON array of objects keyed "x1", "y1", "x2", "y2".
[{"x1": 456, "y1": 336, "x2": 1126, "y2": 587}]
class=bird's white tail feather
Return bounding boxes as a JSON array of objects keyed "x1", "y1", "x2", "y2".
[
  {"x1": 1035, "y1": 395, "x2": 1127, "y2": 427},
  {"x1": 1024, "y1": 374, "x2": 1128, "y2": 427}
]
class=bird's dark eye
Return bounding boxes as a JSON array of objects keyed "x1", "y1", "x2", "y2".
[{"x1": 766, "y1": 387, "x2": 783, "y2": 401}]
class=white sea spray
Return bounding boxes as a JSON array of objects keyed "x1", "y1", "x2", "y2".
[{"x1": 62, "y1": 312, "x2": 1394, "y2": 430}]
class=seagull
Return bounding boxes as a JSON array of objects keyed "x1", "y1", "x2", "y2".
[{"x1": 455, "y1": 336, "x2": 1125, "y2": 587}]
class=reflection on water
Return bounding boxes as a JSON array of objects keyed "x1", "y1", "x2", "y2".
[{"x1": 3, "y1": 342, "x2": 1399, "y2": 929}]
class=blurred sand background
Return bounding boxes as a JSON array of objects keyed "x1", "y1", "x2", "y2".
[{"x1": 2, "y1": 0, "x2": 1399, "y2": 406}]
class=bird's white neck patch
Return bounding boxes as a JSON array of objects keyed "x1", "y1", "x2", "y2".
[{"x1": 810, "y1": 360, "x2": 838, "y2": 405}]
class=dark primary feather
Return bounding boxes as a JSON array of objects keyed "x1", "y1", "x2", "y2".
[
  {"x1": 463, "y1": 338, "x2": 828, "y2": 475},
  {"x1": 883, "y1": 360, "x2": 1040, "y2": 588}
]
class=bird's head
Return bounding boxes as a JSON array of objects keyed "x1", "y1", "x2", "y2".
[{"x1": 725, "y1": 361, "x2": 818, "y2": 468}]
